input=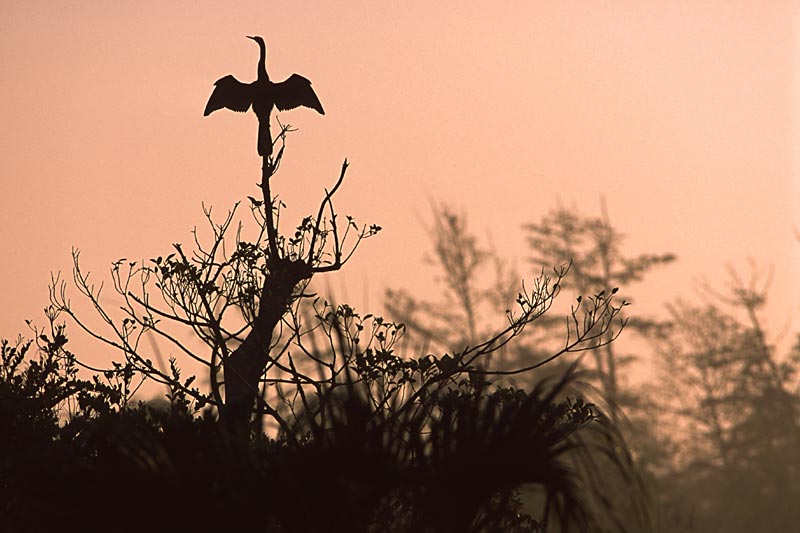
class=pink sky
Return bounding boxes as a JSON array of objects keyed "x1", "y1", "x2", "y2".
[{"x1": 1, "y1": 2, "x2": 798, "y2": 361}]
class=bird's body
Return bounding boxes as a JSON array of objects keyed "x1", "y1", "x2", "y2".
[{"x1": 204, "y1": 36, "x2": 324, "y2": 157}]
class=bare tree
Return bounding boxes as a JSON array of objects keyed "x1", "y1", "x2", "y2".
[
  {"x1": 50, "y1": 127, "x2": 381, "y2": 437},
  {"x1": 51, "y1": 130, "x2": 633, "y2": 438},
  {"x1": 36, "y1": 120, "x2": 651, "y2": 530}
]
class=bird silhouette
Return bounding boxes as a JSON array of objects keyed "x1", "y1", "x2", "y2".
[{"x1": 204, "y1": 36, "x2": 324, "y2": 157}]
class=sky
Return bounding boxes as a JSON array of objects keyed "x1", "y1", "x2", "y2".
[{"x1": 1, "y1": 1, "x2": 798, "y2": 365}]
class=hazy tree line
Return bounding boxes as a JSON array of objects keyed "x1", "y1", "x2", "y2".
[
  {"x1": 2, "y1": 128, "x2": 796, "y2": 531},
  {"x1": 389, "y1": 204, "x2": 800, "y2": 532}
]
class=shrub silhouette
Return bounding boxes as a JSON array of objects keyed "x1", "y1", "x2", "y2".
[{"x1": 3, "y1": 55, "x2": 642, "y2": 529}]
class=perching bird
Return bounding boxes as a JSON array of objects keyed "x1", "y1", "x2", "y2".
[{"x1": 204, "y1": 36, "x2": 324, "y2": 157}]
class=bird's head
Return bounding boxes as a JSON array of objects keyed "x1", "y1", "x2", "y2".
[{"x1": 246, "y1": 35, "x2": 265, "y2": 47}]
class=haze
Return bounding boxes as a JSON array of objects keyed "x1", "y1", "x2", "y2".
[{"x1": 1, "y1": 1, "x2": 797, "y2": 357}]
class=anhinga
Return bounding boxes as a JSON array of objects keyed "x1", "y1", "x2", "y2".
[{"x1": 204, "y1": 36, "x2": 324, "y2": 157}]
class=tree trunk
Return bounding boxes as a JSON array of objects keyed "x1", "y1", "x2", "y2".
[{"x1": 222, "y1": 155, "x2": 313, "y2": 440}]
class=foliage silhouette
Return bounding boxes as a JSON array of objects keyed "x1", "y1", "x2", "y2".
[
  {"x1": 3, "y1": 56, "x2": 644, "y2": 530},
  {"x1": 1, "y1": 320, "x2": 641, "y2": 532}
]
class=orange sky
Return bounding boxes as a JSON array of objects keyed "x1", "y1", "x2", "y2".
[{"x1": 1, "y1": 2, "x2": 798, "y2": 361}]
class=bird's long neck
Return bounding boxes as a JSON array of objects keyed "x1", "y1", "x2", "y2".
[{"x1": 256, "y1": 40, "x2": 269, "y2": 82}]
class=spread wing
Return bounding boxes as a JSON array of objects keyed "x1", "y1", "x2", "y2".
[
  {"x1": 272, "y1": 74, "x2": 325, "y2": 115},
  {"x1": 204, "y1": 75, "x2": 253, "y2": 116}
]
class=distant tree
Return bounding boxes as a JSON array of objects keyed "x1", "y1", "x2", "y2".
[
  {"x1": 525, "y1": 205, "x2": 675, "y2": 420},
  {"x1": 651, "y1": 264, "x2": 800, "y2": 532},
  {"x1": 386, "y1": 204, "x2": 519, "y2": 361},
  {"x1": 388, "y1": 204, "x2": 676, "y2": 420},
  {"x1": 386, "y1": 204, "x2": 665, "y2": 530}
]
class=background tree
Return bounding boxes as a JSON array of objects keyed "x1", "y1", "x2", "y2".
[
  {"x1": 650, "y1": 265, "x2": 800, "y2": 532},
  {"x1": 386, "y1": 204, "x2": 519, "y2": 360},
  {"x1": 386, "y1": 203, "x2": 665, "y2": 530},
  {"x1": 388, "y1": 204, "x2": 675, "y2": 417},
  {"x1": 525, "y1": 204, "x2": 676, "y2": 420}
]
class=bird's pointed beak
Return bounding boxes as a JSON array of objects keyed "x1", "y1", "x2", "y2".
[{"x1": 246, "y1": 35, "x2": 256, "y2": 40}]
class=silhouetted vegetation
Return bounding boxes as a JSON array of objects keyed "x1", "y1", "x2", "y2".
[
  {"x1": 2, "y1": 118, "x2": 644, "y2": 532},
  {"x1": 5, "y1": 38, "x2": 793, "y2": 530},
  {"x1": 1, "y1": 322, "x2": 632, "y2": 532}
]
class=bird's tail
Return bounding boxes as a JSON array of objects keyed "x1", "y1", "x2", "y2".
[{"x1": 257, "y1": 119, "x2": 272, "y2": 157}]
